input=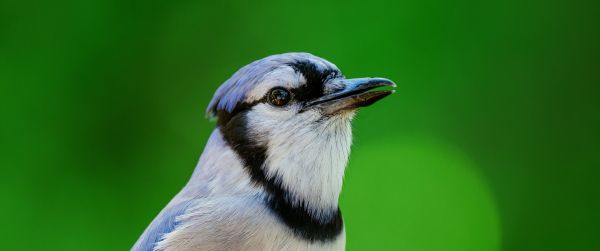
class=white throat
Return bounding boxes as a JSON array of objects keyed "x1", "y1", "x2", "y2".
[{"x1": 247, "y1": 107, "x2": 355, "y2": 220}]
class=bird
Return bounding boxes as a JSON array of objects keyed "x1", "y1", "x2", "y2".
[{"x1": 132, "y1": 52, "x2": 395, "y2": 251}]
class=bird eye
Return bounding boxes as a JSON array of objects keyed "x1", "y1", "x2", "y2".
[{"x1": 267, "y1": 88, "x2": 291, "y2": 107}]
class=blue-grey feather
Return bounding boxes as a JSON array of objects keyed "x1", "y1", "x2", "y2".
[
  {"x1": 133, "y1": 201, "x2": 195, "y2": 251},
  {"x1": 206, "y1": 52, "x2": 338, "y2": 117}
]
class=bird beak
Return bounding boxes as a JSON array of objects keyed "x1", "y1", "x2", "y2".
[{"x1": 302, "y1": 78, "x2": 396, "y2": 115}]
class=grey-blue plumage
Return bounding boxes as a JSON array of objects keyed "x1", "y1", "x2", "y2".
[
  {"x1": 133, "y1": 52, "x2": 394, "y2": 251},
  {"x1": 134, "y1": 201, "x2": 194, "y2": 251}
]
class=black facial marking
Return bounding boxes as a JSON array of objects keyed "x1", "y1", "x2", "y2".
[
  {"x1": 218, "y1": 110, "x2": 343, "y2": 242},
  {"x1": 288, "y1": 61, "x2": 342, "y2": 103},
  {"x1": 215, "y1": 99, "x2": 261, "y2": 128}
]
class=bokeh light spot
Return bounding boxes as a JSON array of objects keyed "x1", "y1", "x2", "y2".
[{"x1": 341, "y1": 135, "x2": 500, "y2": 251}]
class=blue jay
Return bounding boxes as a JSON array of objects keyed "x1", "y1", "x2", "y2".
[{"x1": 133, "y1": 52, "x2": 395, "y2": 251}]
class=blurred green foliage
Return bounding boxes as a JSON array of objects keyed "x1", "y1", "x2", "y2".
[{"x1": 1, "y1": 0, "x2": 598, "y2": 250}]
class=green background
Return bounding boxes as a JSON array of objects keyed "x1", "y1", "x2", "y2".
[{"x1": 1, "y1": 0, "x2": 598, "y2": 250}]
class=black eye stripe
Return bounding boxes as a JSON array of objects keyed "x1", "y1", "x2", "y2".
[{"x1": 287, "y1": 61, "x2": 341, "y2": 102}]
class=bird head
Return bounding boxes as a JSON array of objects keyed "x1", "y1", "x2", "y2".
[{"x1": 207, "y1": 52, "x2": 394, "y2": 221}]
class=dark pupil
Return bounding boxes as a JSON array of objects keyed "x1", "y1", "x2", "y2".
[{"x1": 269, "y1": 89, "x2": 290, "y2": 106}]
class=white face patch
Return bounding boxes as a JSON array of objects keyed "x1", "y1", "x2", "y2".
[{"x1": 246, "y1": 102, "x2": 355, "y2": 220}]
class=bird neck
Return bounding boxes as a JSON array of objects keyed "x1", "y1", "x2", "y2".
[{"x1": 218, "y1": 112, "x2": 353, "y2": 241}]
